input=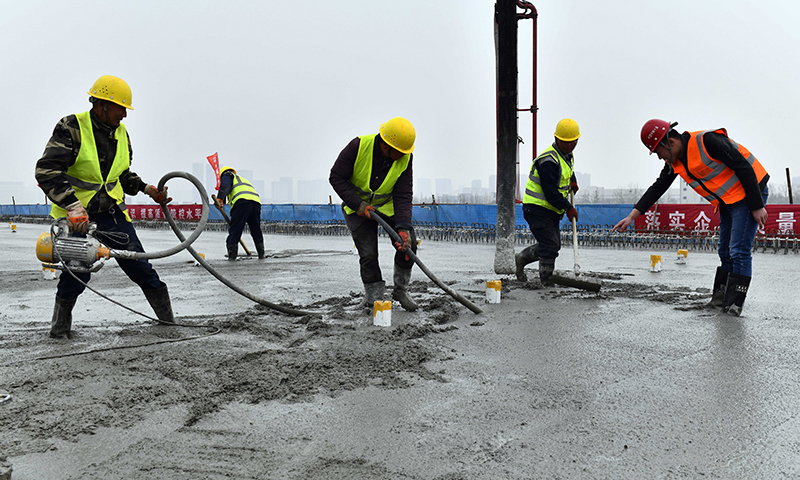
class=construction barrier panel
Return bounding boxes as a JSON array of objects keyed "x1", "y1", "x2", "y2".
[{"x1": 4, "y1": 203, "x2": 799, "y2": 233}]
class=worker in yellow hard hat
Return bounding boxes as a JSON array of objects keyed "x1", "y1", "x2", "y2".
[
  {"x1": 216, "y1": 166, "x2": 265, "y2": 260},
  {"x1": 329, "y1": 117, "x2": 419, "y2": 313},
  {"x1": 515, "y1": 118, "x2": 581, "y2": 286},
  {"x1": 34, "y1": 75, "x2": 175, "y2": 339}
]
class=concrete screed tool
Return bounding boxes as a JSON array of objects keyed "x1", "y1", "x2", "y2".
[{"x1": 549, "y1": 192, "x2": 602, "y2": 292}]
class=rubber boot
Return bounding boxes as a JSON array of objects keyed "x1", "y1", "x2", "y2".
[
  {"x1": 392, "y1": 266, "x2": 418, "y2": 311},
  {"x1": 143, "y1": 282, "x2": 175, "y2": 324},
  {"x1": 539, "y1": 258, "x2": 555, "y2": 287},
  {"x1": 256, "y1": 243, "x2": 266, "y2": 259},
  {"x1": 515, "y1": 244, "x2": 540, "y2": 282},
  {"x1": 49, "y1": 296, "x2": 76, "y2": 339},
  {"x1": 706, "y1": 267, "x2": 728, "y2": 309},
  {"x1": 722, "y1": 273, "x2": 751, "y2": 317},
  {"x1": 363, "y1": 281, "x2": 386, "y2": 314},
  {"x1": 226, "y1": 244, "x2": 238, "y2": 261}
]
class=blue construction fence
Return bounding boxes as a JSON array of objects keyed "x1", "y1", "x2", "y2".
[{"x1": 0, "y1": 203, "x2": 633, "y2": 229}]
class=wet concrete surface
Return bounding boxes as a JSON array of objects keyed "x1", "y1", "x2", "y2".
[{"x1": 1, "y1": 221, "x2": 800, "y2": 479}]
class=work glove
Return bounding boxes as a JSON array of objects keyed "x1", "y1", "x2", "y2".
[
  {"x1": 394, "y1": 229, "x2": 411, "y2": 261},
  {"x1": 66, "y1": 201, "x2": 89, "y2": 234},
  {"x1": 570, "y1": 182, "x2": 579, "y2": 194},
  {"x1": 356, "y1": 201, "x2": 375, "y2": 219},
  {"x1": 566, "y1": 207, "x2": 578, "y2": 223},
  {"x1": 145, "y1": 184, "x2": 172, "y2": 205}
]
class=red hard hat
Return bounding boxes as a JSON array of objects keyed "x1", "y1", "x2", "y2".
[{"x1": 640, "y1": 119, "x2": 673, "y2": 154}]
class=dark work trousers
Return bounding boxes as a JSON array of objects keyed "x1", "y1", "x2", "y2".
[
  {"x1": 56, "y1": 207, "x2": 163, "y2": 300},
  {"x1": 522, "y1": 203, "x2": 563, "y2": 261},
  {"x1": 350, "y1": 216, "x2": 417, "y2": 284},
  {"x1": 226, "y1": 199, "x2": 264, "y2": 247}
]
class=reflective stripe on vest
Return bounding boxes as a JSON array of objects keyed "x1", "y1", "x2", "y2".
[
  {"x1": 672, "y1": 129, "x2": 768, "y2": 206},
  {"x1": 522, "y1": 144, "x2": 573, "y2": 214},
  {"x1": 342, "y1": 134, "x2": 410, "y2": 217},
  {"x1": 227, "y1": 174, "x2": 260, "y2": 206},
  {"x1": 50, "y1": 111, "x2": 131, "y2": 221}
]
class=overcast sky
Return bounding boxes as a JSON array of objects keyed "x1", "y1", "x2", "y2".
[{"x1": 3, "y1": 0, "x2": 800, "y2": 201}]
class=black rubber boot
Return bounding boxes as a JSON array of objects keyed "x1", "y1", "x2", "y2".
[
  {"x1": 226, "y1": 244, "x2": 238, "y2": 261},
  {"x1": 722, "y1": 273, "x2": 751, "y2": 317},
  {"x1": 256, "y1": 243, "x2": 266, "y2": 259},
  {"x1": 143, "y1": 282, "x2": 175, "y2": 324},
  {"x1": 515, "y1": 244, "x2": 540, "y2": 282},
  {"x1": 392, "y1": 266, "x2": 418, "y2": 311},
  {"x1": 539, "y1": 259, "x2": 555, "y2": 287},
  {"x1": 706, "y1": 267, "x2": 728, "y2": 309},
  {"x1": 363, "y1": 281, "x2": 386, "y2": 314},
  {"x1": 49, "y1": 296, "x2": 76, "y2": 339}
]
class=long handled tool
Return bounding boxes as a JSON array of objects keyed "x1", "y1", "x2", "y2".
[
  {"x1": 571, "y1": 192, "x2": 580, "y2": 277},
  {"x1": 550, "y1": 193, "x2": 601, "y2": 292},
  {"x1": 211, "y1": 194, "x2": 252, "y2": 256},
  {"x1": 369, "y1": 212, "x2": 483, "y2": 314}
]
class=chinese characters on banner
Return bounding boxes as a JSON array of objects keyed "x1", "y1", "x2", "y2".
[
  {"x1": 207, "y1": 152, "x2": 221, "y2": 190},
  {"x1": 633, "y1": 204, "x2": 800, "y2": 234},
  {"x1": 128, "y1": 205, "x2": 205, "y2": 221}
]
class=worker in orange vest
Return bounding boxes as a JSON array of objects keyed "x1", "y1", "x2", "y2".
[{"x1": 613, "y1": 120, "x2": 769, "y2": 316}]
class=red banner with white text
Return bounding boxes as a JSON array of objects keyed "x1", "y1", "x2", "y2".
[
  {"x1": 128, "y1": 204, "x2": 205, "y2": 221},
  {"x1": 634, "y1": 204, "x2": 800, "y2": 234}
]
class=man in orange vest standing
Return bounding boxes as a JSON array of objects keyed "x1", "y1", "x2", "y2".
[
  {"x1": 329, "y1": 117, "x2": 418, "y2": 314},
  {"x1": 613, "y1": 120, "x2": 769, "y2": 316}
]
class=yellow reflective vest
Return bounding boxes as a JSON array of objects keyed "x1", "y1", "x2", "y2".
[
  {"x1": 50, "y1": 111, "x2": 132, "y2": 221},
  {"x1": 342, "y1": 134, "x2": 410, "y2": 217},
  {"x1": 226, "y1": 174, "x2": 260, "y2": 206},
  {"x1": 522, "y1": 144, "x2": 573, "y2": 214}
]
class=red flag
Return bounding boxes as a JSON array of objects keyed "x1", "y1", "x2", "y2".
[{"x1": 207, "y1": 152, "x2": 221, "y2": 190}]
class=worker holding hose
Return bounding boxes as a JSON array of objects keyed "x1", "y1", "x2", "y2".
[
  {"x1": 329, "y1": 117, "x2": 419, "y2": 313},
  {"x1": 215, "y1": 166, "x2": 265, "y2": 260},
  {"x1": 516, "y1": 118, "x2": 581, "y2": 286},
  {"x1": 613, "y1": 120, "x2": 769, "y2": 317},
  {"x1": 34, "y1": 75, "x2": 174, "y2": 339}
]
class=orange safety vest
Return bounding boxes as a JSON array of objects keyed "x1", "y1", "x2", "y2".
[{"x1": 672, "y1": 129, "x2": 768, "y2": 207}]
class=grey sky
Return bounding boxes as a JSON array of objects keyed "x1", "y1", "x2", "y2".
[{"x1": 3, "y1": 0, "x2": 800, "y2": 201}]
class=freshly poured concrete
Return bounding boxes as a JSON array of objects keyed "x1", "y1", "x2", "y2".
[{"x1": 1, "y1": 221, "x2": 799, "y2": 479}]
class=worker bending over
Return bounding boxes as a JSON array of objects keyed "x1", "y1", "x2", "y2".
[
  {"x1": 613, "y1": 119, "x2": 769, "y2": 316},
  {"x1": 216, "y1": 166, "x2": 265, "y2": 260},
  {"x1": 329, "y1": 117, "x2": 418, "y2": 313}
]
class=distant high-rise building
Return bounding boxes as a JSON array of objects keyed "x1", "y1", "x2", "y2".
[
  {"x1": 297, "y1": 179, "x2": 331, "y2": 204},
  {"x1": 435, "y1": 178, "x2": 453, "y2": 197},
  {"x1": 191, "y1": 163, "x2": 205, "y2": 204},
  {"x1": 489, "y1": 175, "x2": 497, "y2": 194},
  {"x1": 415, "y1": 178, "x2": 433, "y2": 202},
  {"x1": 471, "y1": 179, "x2": 482, "y2": 191},
  {"x1": 574, "y1": 172, "x2": 591, "y2": 189},
  {"x1": 271, "y1": 177, "x2": 293, "y2": 203}
]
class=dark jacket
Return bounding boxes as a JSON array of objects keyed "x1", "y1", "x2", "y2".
[
  {"x1": 35, "y1": 110, "x2": 147, "y2": 213},
  {"x1": 329, "y1": 137, "x2": 414, "y2": 230}
]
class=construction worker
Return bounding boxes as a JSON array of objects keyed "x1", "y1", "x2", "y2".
[
  {"x1": 515, "y1": 118, "x2": 581, "y2": 285},
  {"x1": 35, "y1": 75, "x2": 174, "y2": 339},
  {"x1": 215, "y1": 167, "x2": 265, "y2": 260},
  {"x1": 613, "y1": 119, "x2": 769, "y2": 316},
  {"x1": 329, "y1": 117, "x2": 418, "y2": 313}
]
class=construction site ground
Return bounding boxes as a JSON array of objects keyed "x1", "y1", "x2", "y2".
[{"x1": 2, "y1": 221, "x2": 799, "y2": 479}]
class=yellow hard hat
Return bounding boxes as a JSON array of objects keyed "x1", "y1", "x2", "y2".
[
  {"x1": 554, "y1": 118, "x2": 580, "y2": 141},
  {"x1": 88, "y1": 75, "x2": 134, "y2": 109},
  {"x1": 220, "y1": 166, "x2": 236, "y2": 175},
  {"x1": 379, "y1": 117, "x2": 416, "y2": 154}
]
